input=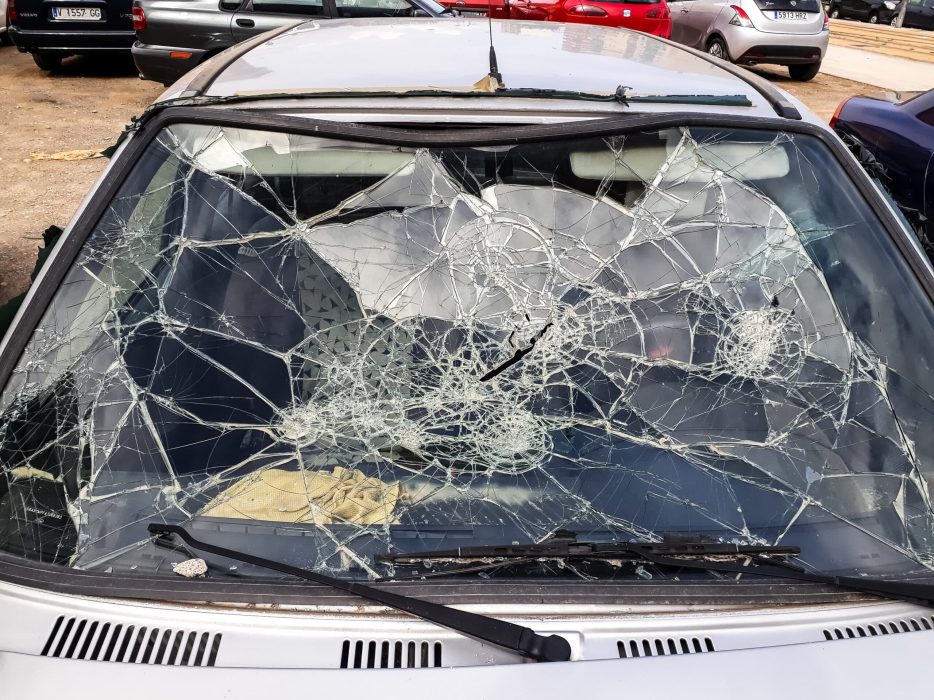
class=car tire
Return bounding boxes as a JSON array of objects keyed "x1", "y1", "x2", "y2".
[
  {"x1": 828, "y1": 5, "x2": 840, "y2": 17},
  {"x1": 706, "y1": 37, "x2": 729, "y2": 61},
  {"x1": 868, "y1": 11, "x2": 879, "y2": 22},
  {"x1": 890, "y1": 15, "x2": 898, "y2": 24},
  {"x1": 32, "y1": 52, "x2": 63, "y2": 71},
  {"x1": 788, "y1": 61, "x2": 821, "y2": 80}
]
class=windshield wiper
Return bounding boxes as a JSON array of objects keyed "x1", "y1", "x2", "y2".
[
  {"x1": 379, "y1": 530, "x2": 800, "y2": 563},
  {"x1": 379, "y1": 531, "x2": 934, "y2": 609},
  {"x1": 147, "y1": 524, "x2": 571, "y2": 662}
]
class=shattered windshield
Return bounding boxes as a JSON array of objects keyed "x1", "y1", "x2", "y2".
[{"x1": 1, "y1": 121, "x2": 933, "y2": 584}]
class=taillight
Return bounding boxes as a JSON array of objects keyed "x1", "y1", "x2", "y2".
[
  {"x1": 567, "y1": 3, "x2": 608, "y2": 15},
  {"x1": 829, "y1": 97, "x2": 851, "y2": 130},
  {"x1": 728, "y1": 4, "x2": 753, "y2": 26},
  {"x1": 646, "y1": 2, "x2": 669, "y2": 18},
  {"x1": 8, "y1": 0, "x2": 16, "y2": 24},
  {"x1": 132, "y1": 5, "x2": 146, "y2": 31},
  {"x1": 822, "y1": 9, "x2": 829, "y2": 29}
]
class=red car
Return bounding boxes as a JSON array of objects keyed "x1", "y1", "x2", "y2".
[{"x1": 444, "y1": 0, "x2": 672, "y2": 38}]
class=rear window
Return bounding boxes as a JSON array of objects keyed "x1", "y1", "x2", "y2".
[{"x1": 1, "y1": 123, "x2": 932, "y2": 585}]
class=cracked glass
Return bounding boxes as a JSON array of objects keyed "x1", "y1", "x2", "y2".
[{"x1": 1, "y1": 121, "x2": 933, "y2": 585}]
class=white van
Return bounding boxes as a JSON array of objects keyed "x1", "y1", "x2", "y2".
[{"x1": 1, "y1": 19, "x2": 933, "y2": 699}]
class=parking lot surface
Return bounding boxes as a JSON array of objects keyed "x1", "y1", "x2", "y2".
[{"x1": 0, "y1": 40, "x2": 903, "y2": 306}]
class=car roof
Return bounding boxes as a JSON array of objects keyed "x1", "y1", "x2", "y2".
[{"x1": 162, "y1": 18, "x2": 816, "y2": 123}]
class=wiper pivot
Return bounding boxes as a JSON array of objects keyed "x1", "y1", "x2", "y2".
[{"x1": 147, "y1": 524, "x2": 571, "y2": 662}]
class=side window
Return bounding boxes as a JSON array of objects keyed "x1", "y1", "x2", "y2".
[
  {"x1": 334, "y1": 0, "x2": 415, "y2": 17},
  {"x1": 251, "y1": 0, "x2": 325, "y2": 14}
]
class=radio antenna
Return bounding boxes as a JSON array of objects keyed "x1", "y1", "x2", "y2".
[{"x1": 487, "y1": 0, "x2": 503, "y2": 86}]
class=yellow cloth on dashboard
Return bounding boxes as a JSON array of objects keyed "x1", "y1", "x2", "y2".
[{"x1": 200, "y1": 467, "x2": 401, "y2": 525}]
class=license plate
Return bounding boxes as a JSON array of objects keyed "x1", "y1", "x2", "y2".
[
  {"x1": 774, "y1": 10, "x2": 808, "y2": 19},
  {"x1": 51, "y1": 6, "x2": 103, "y2": 20}
]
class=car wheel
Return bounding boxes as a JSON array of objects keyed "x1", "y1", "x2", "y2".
[
  {"x1": 706, "y1": 37, "x2": 729, "y2": 61},
  {"x1": 890, "y1": 15, "x2": 898, "y2": 24},
  {"x1": 828, "y1": 5, "x2": 840, "y2": 17},
  {"x1": 868, "y1": 11, "x2": 878, "y2": 22},
  {"x1": 788, "y1": 61, "x2": 821, "y2": 81},
  {"x1": 32, "y1": 52, "x2": 63, "y2": 71}
]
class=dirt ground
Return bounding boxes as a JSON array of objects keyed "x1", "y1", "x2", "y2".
[
  {"x1": 0, "y1": 43, "x2": 888, "y2": 305},
  {"x1": 0, "y1": 47, "x2": 161, "y2": 305}
]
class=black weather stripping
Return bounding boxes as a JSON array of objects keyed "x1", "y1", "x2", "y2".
[{"x1": 148, "y1": 524, "x2": 571, "y2": 663}]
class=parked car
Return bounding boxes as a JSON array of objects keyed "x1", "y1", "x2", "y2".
[
  {"x1": 668, "y1": 0, "x2": 829, "y2": 79},
  {"x1": 8, "y1": 0, "x2": 135, "y2": 70},
  {"x1": 132, "y1": 0, "x2": 449, "y2": 84},
  {"x1": 831, "y1": 89, "x2": 934, "y2": 253},
  {"x1": 3, "y1": 17, "x2": 934, "y2": 700},
  {"x1": 827, "y1": 0, "x2": 900, "y2": 22},
  {"x1": 436, "y1": 0, "x2": 672, "y2": 37},
  {"x1": 828, "y1": 0, "x2": 934, "y2": 27},
  {"x1": 899, "y1": 0, "x2": 934, "y2": 27},
  {"x1": 1, "y1": 0, "x2": 10, "y2": 43}
]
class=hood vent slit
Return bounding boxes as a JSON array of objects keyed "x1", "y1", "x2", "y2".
[
  {"x1": 40, "y1": 617, "x2": 221, "y2": 666},
  {"x1": 340, "y1": 639, "x2": 443, "y2": 668},
  {"x1": 617, "y1": 636, "x2": 716, "y2": 658},
  {"x1": 823, "y1": 615, "x2": 934, "y2": 641}
]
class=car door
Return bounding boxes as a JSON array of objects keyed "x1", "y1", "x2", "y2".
[
  {"x1": 231, "y1": 0, "x2": 327, "y2": 42},
  {"x1": 918, "y1": 0, "x2": 934, "y2": 28},
  {"x1": 841, "y1": 0, "x2": 867, "y2": 17},
  {"x1": 669, "y1": 0, "x2": 710, "y2": 48},
  {"x1": 900, "y1": 0, "x2": 921, "y2": 24}
]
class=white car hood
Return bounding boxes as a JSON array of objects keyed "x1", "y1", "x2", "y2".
[{"x1": 3, "y1": 629, "x2": 932, "y2": 700}]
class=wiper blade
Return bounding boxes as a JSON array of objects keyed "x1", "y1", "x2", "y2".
[
  {"x1": 381, "y1": 531, "x2": 934, "y2": 608},
  {"x1": 378, "y1": 530, "x2": 800, "y2": 563},
  {"x1": 147, "y1": 524, "x2": 571, "y2": 662}
]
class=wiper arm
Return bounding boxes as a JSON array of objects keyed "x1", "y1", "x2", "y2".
[
  {"x1": 147, "y1": 524, "x2": 571, "y2": 662},
  {"x1": 380, "y1": 531, "x2": 934, "y2": 609}
]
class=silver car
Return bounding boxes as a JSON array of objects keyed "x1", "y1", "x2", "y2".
[
  {"x1": 0, "y1": 0, "x2": 8, "y2": 43},
  {"x1": 2, "y1": 18, "x2": 934, "y2": 700},
  {"x1": 668, "y1": 0, "x2": 830, "y2": 80},
  {"x1": 132, "y1": 0, "x2": 450, "y2": 85}
]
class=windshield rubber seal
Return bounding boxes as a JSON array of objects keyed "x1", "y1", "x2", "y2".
[{"x1": 0, "y1": 107, "x2": 931, "y2": 605}]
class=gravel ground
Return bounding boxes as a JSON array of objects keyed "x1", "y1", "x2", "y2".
[{"x1": 0, "y1": 43, "x2": 889, "y2": 305}]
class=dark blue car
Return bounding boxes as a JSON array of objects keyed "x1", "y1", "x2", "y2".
[{"x1": 832, "y1": 89, "x2": 934, "y2": 257}]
